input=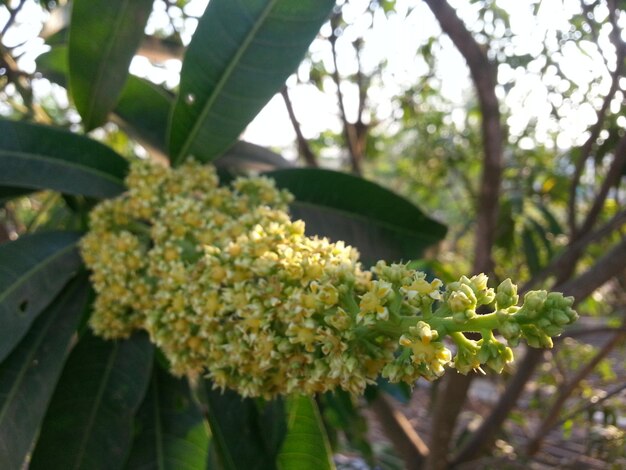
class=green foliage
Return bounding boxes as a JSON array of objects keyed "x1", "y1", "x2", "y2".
[
  {"x1": 30, "y1": 333, "x2": 154, "y2": 469},
  {"x1": 169, "y1": 0, "x2": 336, "y2": 165},
  {"x1": 266, "y1": 168, "x2": 447, "y2": 263},
  {"x1": 0, "y1": 231, "x2": 82, "y2": 361},
  {"x1": 278, "y1": 396, "x2": 334, "y2": 470},
  {"x1": 69, "y1": 0, "x2": 154, "y2": 130}
]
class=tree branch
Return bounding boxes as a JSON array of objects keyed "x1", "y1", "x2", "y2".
[
  {"x1": 329, "y1": 12, "x2": 363, "y2": 175},
  {"x1": 280, "y1": 86, "x2": 318, "y2": 167},
  {"x1": 525, "y1": 209, "x2": 626, "y2": 291},
  {"x1": 421, "y1": 0, "x2": 504, "y2": 467},
  {"x1": 1, "y1": 0, "x2": 27, "y2": 38},
  {"x1": 370, "y1": 394, "x2": 429, "y2": 470},
  {"x1": 577, "y1": 131, "x2": 626, "y2": 238}
]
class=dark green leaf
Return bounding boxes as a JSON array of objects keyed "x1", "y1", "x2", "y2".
[
  {"x1": 68, "y1": 0, "x2": 154, "y2": 130},
  {"x1": 0, "y1": 187, "x2": 31, "y2": 204},
  {"x1": 265, "y1": 168, "x2": 447, "y2": 264},
  {"x1": 115, "y1": 76, "x2": 174, "y2": 154},
  {"x1": 30, "y1": 333, "x2": 154, "y2": 470},
  {"x1": 0, "y1": 231, "x2": 82, "y2": 362},
  {"x1": 216, "y1": 141, "x2": 293, "y2": 172},
  {"x1": 125, "y1": 365, "x2": 209, "y2": 470},
  {"x1": 196, "y1": 383, "x2": 286, "y2": 470},
  {"x1": 0, "y1": 275, "x2": 90, "y2": 469},
  {"x1": 278, "y1": 395, "x2": 334, "y2": 470},
  {"x1": 168, "y1": 0, "x2": 335, "y2": 165},
  {"x1": 0, "y1": 119, "x2": 128, "y2": 198}
]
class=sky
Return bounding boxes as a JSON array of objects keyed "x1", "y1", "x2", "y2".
[{"x1": 0, "y1": 0, "x2": 620, "y2": 158}]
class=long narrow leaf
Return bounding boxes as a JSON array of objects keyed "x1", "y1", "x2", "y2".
[
  {"x1": 265, "y1": 168, "x2": 447, "y2": 263},
  {"x1": 278, "y1": 395, "x2": 335, "y2": 470},
  {"x1": 0, "y1": 275, "x2": 90, "y2": 469},
  {"x1": 125, "y1": 365, "x2": 209, "y2": 470},
  {"x1": 168, "y1": 0, "x2": 335, "y2": 165},
  {"x1": 68, "y1": 0, "x2": 154, "y2": 130},
  {"x1": 30, "y1": 333, "x2": 154, "y2": 470},
  {"x1": 196, "y1": 383, "x2": 286, "y2": 470},
  {"x1": 0, "y1": 231, "x2": 82, "y2": 362},
  {"x1": 0, "y1": 119, "x2": 128, "y2": 198}
]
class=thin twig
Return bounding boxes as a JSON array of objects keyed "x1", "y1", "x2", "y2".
[
  {"x1": 568, "y1": 0, "x2": 625, "y2": 239},
  {"x1": 577, "y1": 132, "x2": 626, "y2": 237},
  {"x1": 280, "y1": 86, "x2": 318, "y2": 168},
  {"x1": 525, "y1": 209, "x2": 626, "y2": 291},
  {"x1": 1, "y1": 0, "x2": 27, "y2": 38},
  {"x1": 556, "y1": 380, "x2": 626, "y2": 428},
  {"x1": 329, "y1": 11, "x2": 362, "y2": 175}
]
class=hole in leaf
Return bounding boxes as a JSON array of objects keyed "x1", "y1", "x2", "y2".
[{"x1": 19, "y1": 300, "x2": 29, "y2": 313}]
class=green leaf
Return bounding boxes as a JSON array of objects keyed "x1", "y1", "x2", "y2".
[
  {"x1": 125, "y1": 365, "x2": 209, "y2": 470},
  {"x1": 115, "y1": 76, "x2": 174, "y2": 154},
  {"x1": 168, "y1": 0, "x2": 335, "y2": 165},
  {"x1": 68, "y1": 0, "x2": 154, "y2": 130},
  {"x1": 265, "y1": 168, "x2": 447, "y2": 264},
  {"x1": 196, "y1": 383, "x2": 286, "y2": 470},
  {"x1": 0, "y1": 231, "x2": 82, "y2": 362},
  {"x1": 30, "y1": 333, "x2": 154, "y2": 470},
  {"x1": 0, "y1": 275, "x2": 90, "y2": 469},
  {"x1": 36, "y1": 46, "x2": 292, "y2": 170},
  {"x1": 278, "y1": 395, "x2": 335, "y2": 470},
  {"x1": 0, "y1": 119, "x2": 128, "y2": 198}
]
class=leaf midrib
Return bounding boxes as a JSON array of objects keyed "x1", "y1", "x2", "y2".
[
  {"x1": 0, "y1": 150, "x2": 124, "y2": 186},
  {"x1": 72, "y1": 342, "x2": 119, "y2": 470},
  {"x1": 173, "y1": 0, "x2": 279, "y2": 164},
  {"x1": 0, "y1": 280, "x2": 80, "y2": 429},
  {"x1": 0, "y1": 242, "x2": 78, "y2": 306},
  {"x1": 152, "y1": 372, "x2": 165, "y2": 470},
  {"x1": 80, "y1": 0, "x2": 133, "y2": 128}
]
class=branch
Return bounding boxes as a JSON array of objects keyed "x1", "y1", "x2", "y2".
[
  {"x1": 452, "y1": 237, "x2": 626, "y2": 465},
  {"x1": 1, "y1": 0, "x2": 27, "y2": 37},
  {"x1": 280, "y1": 86, "x2": 318, "y2": 167},
  {"x1": 525, "y1": 329, "x2": 626, "y2": 455},
  {"x1": 577, "y1": 131, "x2": 626, "y2": 238},
  {"x1": 370, "y1": 394, "x2": 429, "y2": 470},
  {"x1": 421, "y1": 0, "x2": 504, "y2": 467},
  {"x1": 329, "y1": 12, "x2": 362, "y2": 175},
  {"x1": 568, "y1": 0, "x2": 624, "y2": 238}
]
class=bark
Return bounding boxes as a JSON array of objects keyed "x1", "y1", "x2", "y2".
[
  {"x1": 280, "y1": 87, "x2": 318, "y2": 167},
  {"x1": 370, "y1": 394, "x2": 429, "y2": 470}
]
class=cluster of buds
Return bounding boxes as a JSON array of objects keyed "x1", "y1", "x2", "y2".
[{"x1": 80, "y1": 160, "x2": 578, "y2": 398}]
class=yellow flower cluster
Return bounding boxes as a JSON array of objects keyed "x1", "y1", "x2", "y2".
[{"x1": 81, "y1": 160, "x2": 578, "y2": 398}]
